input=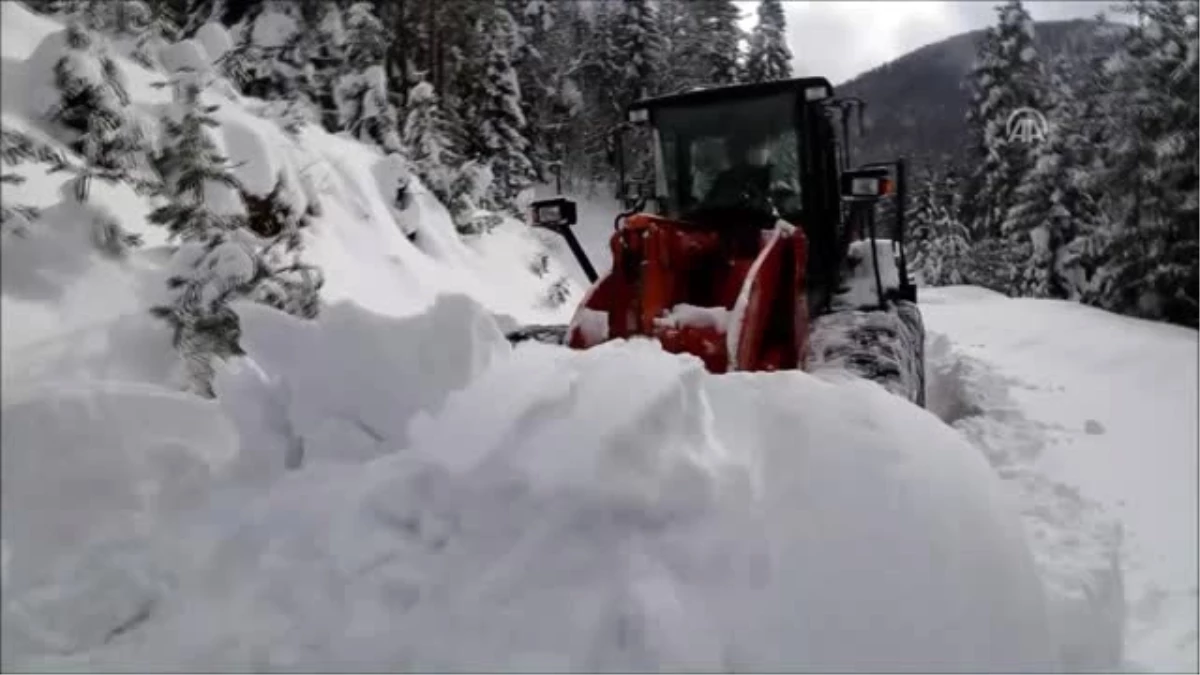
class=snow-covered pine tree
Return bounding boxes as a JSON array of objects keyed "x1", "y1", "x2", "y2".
[
  {"x1": 48, "y1": 22, "x2": 149, "y2": 175},
  {"x1": 924, "y1": 195, "x2": 973, "y2": 287},
  {"x1": 176, "y1": 0, "x2": 222, "y2": 39},
  {"x1": 1087, "y1": 0, "x2": 1199, "y2": 326},
  {"x1": 148, "y1": 70, "x2": 244, "y2": 241},
  {"x1": 505, "y1": 0, "x2": 590, "y2": 188},
  {"x1": 566, "y1": 6, "x2": 622, "y2": 181},
  {"x1": 1002, "y1": 56, "x2": 1106, "y2": 299},
  {"x1": 558, "y1": 0, "x2": 666, "y2": 189},
  {"x1": 0, "y1": 174, "x2": 40, "y2": 240},
  {"x1": 689, "y1": 0, "x2": 744, "y2": 86},
  {"x1": 463, "y1": 4, "x2": 535, "y2": 215},
  {"x1": 447, "y1": 159, "x2": 502, "y2": 235},
  {"x1": 435, "y1": 2, "x2": 490, "y2": 195},
  {"x1": 64, "y1": 0, "x2": 148, "y2": 37},
  {"x1": 657, "y1": 0, "x2": 706, "y2": 93},
  {"x1": 369, "y1": 0, "x2": 410, "y2": 102},
  {"x1": 298, "y1": 0, "x2": 348, "y2": 133},
  {"x1": 47, "y1": 0, "x2": 148, "y2": 36},
  {"x1": 218, "y1": 1, "x2": 290, "y2": 99},
  {"x1": 47, "y1": 0, "x2": 176, "y2": 71},
  {"x1": 0, "y1": 128, "x2": 66, "y2": 239},
  {"x1": 609, "y1": 0, "x2": 667, "y2": 187},
  {"x1": 148, "y1": 70, "x2": 322, "y2": 397},
  {"x1": 132, "y1": 1, "x2": 183, "y2": 70},
  {"x1": 216, "y1": 0, "x2": 319, "y2": 133},
  {"x1": 334, "y1": 66, "x2": 403, "y2": 152},
  {"x1": 40, "y1": 139, "x2": 149, "y2": 258},
  {"x1": 904, "y1": 168, "x2": 940, "y2": 284},
  {"x1": 1153, "y1": 0, "x2": 1199, "y2": 325},
  {"x1": 152, "y1": 227, "x2": 323, "y2": 397},
  {"x1": 354, "y1": 0, "x2": 401, "y2": 98},
  {"x1": 264, "y1": 0, "x2": 346, "y2": 134},
  {"x1": 745, "y1": 0, "x2": 792, "y2": 83},
  {"x1": 1028, "y1": 16, "x2": 1120, "y2": 304},
  {"x1": 40, "y1": 20, "x2": 155, "y2": 260},
  {"x1": 402, "y1": 79, "x2": 458, "y2": 205},
  {"x1": 505, "y1": 0, "x2": 557, "y2": 182},
  {"x1": 961, "y1": 0, "x2": 1050, "y2": 246},
  {"x1": 1063, "y1": 17, "x2": 1119, "y2": 199},
  {"x1": 613, "y1": 0, "x2": 667, "y2": 104},
  {"x1": 536, "y1": 5, "x2": 589, "y2": 189},
  {"x1": 333, "y1": 1, "x2": 401, "y2": 151}
]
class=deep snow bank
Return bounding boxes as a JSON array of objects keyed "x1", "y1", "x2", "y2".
[
  {"x1": 1, "y1": 380, "x2": 239, "y2": 663},
  {"x1": 36, "y1": 294, "x2": 1063, "y2": 673},
  {"x1": 214, "y1": 295, "x2": 510, "y2": 480}
]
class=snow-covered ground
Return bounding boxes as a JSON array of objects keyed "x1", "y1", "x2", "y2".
[
  {"x1": 921, "y1": 286, "x2": 1199, "y2": 672},
  {"x1": 2, "y1": 3, "x2": 1196, "y2": 672},
  {"x1": 6, "y1": 295, "x2": 1065, "y2": 672}
]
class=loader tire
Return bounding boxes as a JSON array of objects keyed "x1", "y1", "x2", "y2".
[
  {"x1": 807, "y1": 300, "x2": 926, "y2": 407},
  {"x1": 506, "y1": 324, "x2": 568, "y2": 346}
]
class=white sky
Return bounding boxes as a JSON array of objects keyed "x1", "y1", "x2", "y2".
[{"x1": 735, "y1": 1, "x2": 1128, "y2": 84}]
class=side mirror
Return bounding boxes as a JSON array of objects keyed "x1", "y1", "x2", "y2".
[
  {"x1": 840, "y1": 167, "x2": 893, "y2": 202},
  {"x1": 528, "y1": 196, "x2": 599, "y2": 283},
  {"x1": 530, "y1": 197, "x2": 578, "y2": 230}
]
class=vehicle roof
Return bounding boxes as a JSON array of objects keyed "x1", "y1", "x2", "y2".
[{"x1": 628, "y1": 77, "x2": 836, "y2": 112}]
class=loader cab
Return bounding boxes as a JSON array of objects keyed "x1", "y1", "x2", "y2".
[{"x1": 625, "y1": 78, "x2": 845, "y2": 306}]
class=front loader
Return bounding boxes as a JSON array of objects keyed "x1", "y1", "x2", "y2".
[{"x1": 511, "y1": 77, "x2": 926, "y2": 407}]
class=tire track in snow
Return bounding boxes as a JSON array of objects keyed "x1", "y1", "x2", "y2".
[{"x1": 925, "y1": 331, "x2": 1126, "y2": 672}]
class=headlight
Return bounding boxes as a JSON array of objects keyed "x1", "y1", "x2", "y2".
[
  {"x1": 529, "y1": 198, "x2": 578, "y2": 230},
  {"x1": 804, "y1": 84, "x2": 831, "y2": 101},
  {"x1": 850, "y1": 177, "x2": 880, "y2": 196}
]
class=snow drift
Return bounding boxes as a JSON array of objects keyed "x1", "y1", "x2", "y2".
[
  {"x1": 5, "y1": 293, "x2": 1058, "y2": 672},
  {"x1": 1, "y1": 380, "x2": 239, "y2": 664}
]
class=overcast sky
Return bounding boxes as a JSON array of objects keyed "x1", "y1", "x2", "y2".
[{"x1": 735, "y1": 1, "x2": 1127, "y2": 84}]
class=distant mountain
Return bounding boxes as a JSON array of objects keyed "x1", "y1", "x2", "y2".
[{"x1": 834, "y1": 19, "x2": 1128, "y2": 177}]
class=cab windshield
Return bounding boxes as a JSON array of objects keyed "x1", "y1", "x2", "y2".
[{"x1": 653, "y1": 92, "x2": 802, "y2": 221}]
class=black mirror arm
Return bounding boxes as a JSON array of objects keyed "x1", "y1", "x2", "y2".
[{"x1": 552, "y1": 223, "x2": 598, "y2": 283}]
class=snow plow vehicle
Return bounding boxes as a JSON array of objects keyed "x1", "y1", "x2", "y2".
[{"x1": 512, "y1": 77, "x2": 926, "y2": 407}]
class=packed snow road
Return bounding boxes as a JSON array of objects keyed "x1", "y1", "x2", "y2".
[{"x1": 920, "y1": 286, "x2": 1199, "y2": 673}]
